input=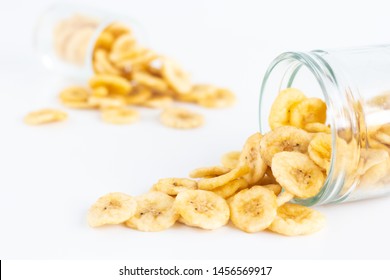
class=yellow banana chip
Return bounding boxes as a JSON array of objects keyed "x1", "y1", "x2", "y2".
[
  {"x1": 160, "y1": 107, "x2": 204, "y2": 129},
  {"x1": 152, "y1": 178, "x2": 198, "y2": 196},
  {"x1": 198, "y1": 165, "x2": 250, "y2": 190},
  {"x1": 221, "y1": 151, "x2": 241, "y2": 169},
  {"x1": 101, "y1": 107, "x2": 139, "y2": 124},
  {"x1": 290, "y1": 97, "x2": 327, "y2": 128},
  {"x1": 24, "y1": 109, "x2": 68, "y2": 125}
]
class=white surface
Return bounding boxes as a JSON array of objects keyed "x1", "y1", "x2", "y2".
[{"x1": 1, "y1": 0, "x2": 390, "y2": 260}]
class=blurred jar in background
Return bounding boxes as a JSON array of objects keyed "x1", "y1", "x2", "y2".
[{"x1": 33, "y1": 3, "x2": 145, "y2": 79}]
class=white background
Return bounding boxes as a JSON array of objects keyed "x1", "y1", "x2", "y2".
[{"x1": 0, "y1": 0, "x2": 390, "y2": 259}]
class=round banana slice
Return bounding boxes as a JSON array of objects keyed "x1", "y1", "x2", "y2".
[
  {"x1": 93, "y1": 49, "x2": 121, "y2": 75},
  {"x1": 268, "y1": 203, "x2": 326, "y2": 236},
  {"x1": 174, "y1": 190, "x2": 230, "y2": 230},
  {"x1": 197, "y1": 87, "x2": 236, "y2": 108},
  {"x1": 125, "y1": 192, "x2": 179, "y2": 232},
  {"x1": 189, "y1": 166, "x2": 231, "y2": 179},
  {"x1": 360, "y1": 157, "x2": 390, "y2": 186},
  {"x1": 160, "y1": 107, "x2": 204, "y2": 129},
  {"x1": 59, "y1": 86, "x2": 90, "y2": 102},
  {"x1": 308, "y1": 133, "x2": 332, "y2": 172},
  {"x1": 110, "y1": 33, "x2": 136, "y2": 57},
  {"x1": 152, "y1": 178, "x2": 198, "y2": 196},
  {"x1": 263, "y1": 184, "x2": 282, "y2": 196},
  {"x1": 272, "y1": 152, "x2": 325, "y2": 198},
  {"x1": 87, "y1": 192, "x2": 137, "y2": 227},
  {"x1": 304, "y1": 122, "x2": 331, "y2": 134},
  {"x1": 221, "y1": 151, "x2": 241, "y2": 169},
  {"x1": 144, "y1": 96, "x2": 173, "y2": 109},
  {"x1": 358, "y1": 148, "x2": 389, "y2": 175},
  {"x1": 373, "y1": 123, "x2": 390, "y2": 145},
  {"x1": 101, "y1": 107, "x2": 139, "y2": 124},
  {"x1": 229, "y1": 186, "x2": 277, "y2": 233},
  {"x1": 260, "y1": 126, "x2": 312, "y2": 166},
  {"x1": 89, "y1": 74, "x2": 131, "y2": 95},
  {"x1": 162, "y1": 58, "x2": 192, "y2": 95},
  {"x1": 212, "y1": 178, "x2": 248, "y2": 199},
  {"x1": 268, "y1": 88, "x2": 306, "y2": 129},
  {"x1": 133, "y1": 71, "x2": 169, "y2": 93},
  {"x1": 198, "y1": 165, "x2": 250, "y2": 190},
  {"x1": 276, "y1": 191, "x2": 295, "y2": 207},
  {"x1": 88, "y1": 96, "x2": 127, "y2": 109},
  {"x1": 24, "y1": 109, "x2": 68, "y2": 125},
  {"x1": 238, "y1": 133, "x2": 267, "y2": 184},
  {"x1": 290, "y1": 97, "x2": 327, "y2": 128}
]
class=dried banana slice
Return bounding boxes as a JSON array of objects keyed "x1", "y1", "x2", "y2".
[
  {"x1": 189, "y1": 166, "x2": 231, "y2": 179},
  {"x1": 59, "y1": 86, "x2": 94, "y2": 109},
  {"x1": 360, "y1": 157, "x2": 390, "y2": 186},
  {"x1": 290, "y1": 97, "x2": 327, "y2": 128},
  {"x1": 268, "y1": 88, "x2": 306, "y2": 129},
  {"x1": 198, "y1": 165, "x2": 250, "y2": 190},
  {"x1": 276, "y1": 191, "x2": 294, "y2": 207},
  {"x1": 125, "y1": 86, "x2": 152, "y2": 105},
  {"x1": 93, "y1": 49, "x2": 121, "y2": 75},
  {"x1": 125, "y1": 191, "x2": 179, "y2": 232},
  {"x1": 304, "y1": 122, "x2": 331, "y2": 134},
  {"x1": 152, "y1": 178, "x2": 198, "y2": 196},
  {"x1": 308, "y1": 133, "x2": 332, "y2": 172},
  {"x1": 94, "y1": 31, "x2": 114, "y2": 51},
  {"x1": 358, "y1": 148, "x2": 389, "y2": 175},
  {"x1": 367, "y1": 91, "x2": 390, "y2": 109},
  {"x1": 197, "y1": 86, "x2": 236, "y2": 108},
  {"x1": 143, "y1": 96, "x2": 173, "y2": 109},
  {"x1": 174, "y1": 190, "x2": 230, "y2": 230},
  {"x1": 87, "y1": 192, "x2": 137, "y2": 227},
  {"x1": 268, "y1": 203, "x2": 326, "y2": 236},
  {"x1": 105, "y1": 22, "x2": 132, "y2": 38},
  {"x1": 260, "y1": 126, "x2": 312, "y2": 166},
  {"x1": 133, "y1": 71, "x2": 169, "y2": 93},
  {"x1": 101, "y1": 107, "x2": 139, "y2": 124},
  {"x1": 160, "y1": 107, "x2": 204, "y2": 129},
  {"x1": 229, "y1": 186, "x2": 277, "y2": 233},
  {"x1": 88, "y1": 96, "x2": 127, "y2": 108},
  {"x1": 263, "y1": 184, "x2": 282, "y2": 196},
  {"x1": 239, "y1": 133, "x2": 267, "y2": 184},
  {"x1": 221, "y1": 151, "x2": 241, "y2": 169},
  {"x1": 272, "y1": 152, "x2": 325, "y2": 198},
  {"x1": 89, "y1": 74, "x2": 131, "y2": 95},
  {"x1": 162, "y1": 58, "x2": 192, "y2": 95},
  {"x1": 110, "y1": 33, "x2": 136, "y2": 57},
  {"x1": 373, "y1": 123, "x2": 390, "y2": 145},
  {"x1": 24, "y1": 109, "x2": 68, "y2": 125},
  {"x1": 212, "y1": 178, "x2": 248, "y2": 199}
]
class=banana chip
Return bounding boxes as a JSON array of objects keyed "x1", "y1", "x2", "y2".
[
  {"x1": 24, "y1": 109, "x2": 68, "y2": 125},
  {"x1": 212, "y1": 178, "x2": 248, "y2": 199},
  {"x1": 198, "y1": 165, "x2": 250, "y2": 190},
  {"x1": 239, "y1": 133, "x2": 267, "y2": 184},
  {"x1": 272, "y1": 152, "x2": 325, "y2": 198},
  {"x1": 276, "y1": 191, "x2": 294, "y2": 207},
  {"x1": 59, "y1": 86, "x2": 95, "y2": 109},
  {"x1": 89, "y1": 74, "x2": 131, "y2": 95},
  {"x1": 161, "y1": 58, "x2": 192, "y2": 95},
  {"x1": 221, "y1": 151, "x2": 241, "y2": 169},
  {"x1": 152, "y1": 178, "x2": 198, "y2": 196},
  {"x1": 260, "y1": 126, "x2": 311, "y2": 166},
  {"x1": 197, "y1": 86, "x2": 236, "y2": 108},
  {"x1": 263, "y1": 184, "x2": 282, "y2": 196},
  {"x1": 290, "y1": 97, "x2": 327, "y2": 128},
  {"x1": 175, "y1": 190, "x2": 230, "y2": 230},
  {"x1": 268, "y1": 88, "x2": 306, "y2": 129},
  {"x1": 160, "y1": 107, "x2": 204, "y2": 129},
  {"x1": 125, "y1": 191, "x2": 179, "y2": 232},
  {"x1": 189, "y1": 166, "x2": 231, "y2": 179},
  {"x1": 304, "y1": 122, "x2": 331, "y2": 134},
  {"x1": 308, "y1": 133, "x2": 332, "y2": 172},
  {"x1": 229, "y1": 186, "x2": 277, "y2": 233},
  {"x1": 133, "y1": 71, "x2": 169, "y2": 93},
  {"x1": 268, "y1": 203, "x2": 326, "y2": 236},
  {"x1": 93, "y1": 49, "x2": 121, "y2": 75},
  {"x1": 101, "y1": 107, "x2": 139, "y2": 124},
  {"x1": 87, "y1": 192, "x2": 137, "y2": 227}
]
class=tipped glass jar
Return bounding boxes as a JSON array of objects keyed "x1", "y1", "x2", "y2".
[
  {"x1": 33, "y1": 3, "x2": 145, "y2": 79},
  {"x1": 260, "y1": 45, "x2": 390, "y2": 206}
]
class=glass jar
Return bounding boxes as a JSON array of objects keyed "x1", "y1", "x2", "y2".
[
  {"x1": 33, "y1": 3, "x2": 145, "y2": 79},
  {"x1": 259, "y1": 45, "x2": 390, "y2": 206}
]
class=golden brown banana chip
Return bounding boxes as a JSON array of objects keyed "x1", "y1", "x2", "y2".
[
  {"x1": 152, "y1": 178, "x2": 198, "y2": 196},
  {"x1": 268, "y1": 88, "x2": 306, "y2": 129},
  {"x1": 212, "y1": 178, "x2": 248, "y2": 199},
  {"x1": 125, "y1": 191, "x2": 179, "y2": 232},
  {"x1": 268, "y1": 203, "x2": 326, "y2": 236},
  {"x1": 24, "y1": 109, "x2": 68, "y2": 125},
  {"x1": 89, "y1": 74, "x2": 131, "y2": 95},
  {"x1": 161, "y1": 58, "x2": 192, "y2": 95},
  {"x1": 189, "y1": 166, "x2": 231, "y2": 179},
  {"x1": 229, "y1": 186, "x2": 277, "y2": 233},
  {"x1": 290, "y1": 97, "x2": 327, "y2": 128},
  {"x1": 272, "y1": 152, "x2": 325, "y2": 198},
  {"x1": 260, "y1": 126, "x2": 312, "y2": 166},
  {"x1": 239, "y1": 133, "x2": 267, "y2": 184},
  {"x1": 221, "y1": 151, "x2": 241, "y2": 169},
  {"x1": 263, "y1": 184, "x2": 282, "y2": 196},
  {"x1": 308, "y1": 133, "x2": 332, "y2": 172},
  {"x1": 101, "y1": 107, "x2": 139, "y2": 124},
  {"x1": 87, "y1": 192, "x2": 137, "y2": 227},
  {"x1": 198, "y1": 165, "x2": 250, "y2": 190},
  {"x1": 174, "y1": 190, "x2": 230, "y2": 230},
  {"x1": 304, "y1": 122, "x2": 331, "y2": 133},
  {"x1": 160, "y1": 107, "x2": 204, "y2": 129},
  {"x1": 133, "y1": 71, "x2": 169, "y2": 93}
]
